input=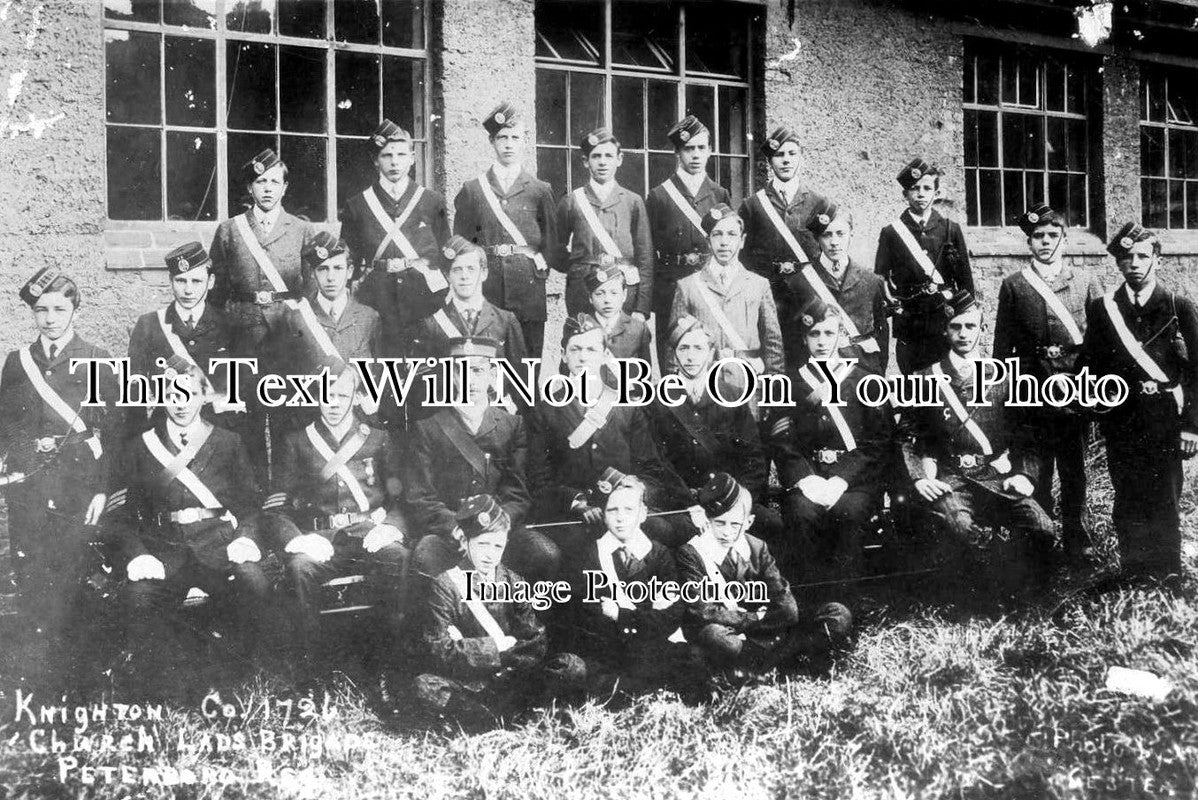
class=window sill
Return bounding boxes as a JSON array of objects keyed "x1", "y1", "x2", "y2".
[
  {"x1": 1152, "y1": 228, "x2": 1198, "y2": 256},
  {"x1": 965, "y1": 227, "x2": 1110, "y2": 258}
]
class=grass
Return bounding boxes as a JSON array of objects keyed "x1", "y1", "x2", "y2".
[{"x1": 0, "y1": 451, "x2": 1195, "y2": 799}]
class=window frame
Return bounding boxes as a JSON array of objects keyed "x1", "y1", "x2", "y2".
[
  {"x1": 962, "y1": 40, "x2": 1094, "y2": 230},
  {"x1": 534, "y1": 0, "x2": 757, "y2": 201},
  {"x1": 1140, "y1": 64, "x2": 1198, "y2": 230},
  {"x1": 102, "y1": 0, "x2": 432, "y2": 223}
]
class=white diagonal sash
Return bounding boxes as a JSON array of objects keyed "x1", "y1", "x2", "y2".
[
  {"x1": 477, "y1": 173, "x2": 549, "y2": 273},
  {"x1": 305, "y1": 423, "x2": 370, "y2": 512},
  {"x1": 889, "y1": 218, "x2": 947, "y2": 285},
  {"x1": 755, "y1": 189, "x2": 810, "y2": 265},
  {"x1": 156, "y1": 309, "x2": 198, "y2": 367},
  {"x1": 661, "y1": 180, "x2": 706, "y2": 234},
  {"x1": 688, "y1": 537, "x2": 740, "y2": 611},
  {"x1": 693, "y1": 278, "x2": 749, "y2": 353},
  {"x1": 803, "y1": 260, "x2": 880, "y2": 354},
  {"x1": 432, "y1": 308, "x2": 462, "y2": 339},
  {"x1": 446, "y1": 566, "x2": 507, "y2": 644},
  {"x1": 362, "y1": 186, "x2": 448, "y2": 292},
  {"x1": 1022, "y1": 267, "x2": 1083, "y2": 345},
  {"x1": 566, "y1": 384, "x2": 618, "y2": 449},
  {"x1": 18, "y1": 347, "x2": 102, "y2": 459},
  {"x1": 141, "y1": 427, "x2": 221, "y2": 508},
  {"x1": 572, "y1": 187, "x2": 623, "y2": 258},
  {"x1": 232, "y1": 213, "x2": 292, "y2": 293},
  {"x1": 296, "y1": 298, "x2": 343, "y2": 360},
  {"x1": 797, "y1": 363, "x2": 858, "y2": 451},
  {"x1": 1102, "y1": 292, "x2": 1184, "y2": 414},
  {"x1": 930, "y1": 362, "x2": 994, "y2": 455}
]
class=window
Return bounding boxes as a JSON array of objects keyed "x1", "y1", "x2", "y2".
[
  {"x1": 962, "y1": 41, "x2": 1094, "y2": 228},
  {"x1": 535, "y1": 0, "x2": 756, "y2": 203},
  {"x1": 103, "y1": 0, "x2": 429, "y2": 223},
  {"x1": 1141, "y1": 66, "x2": 1198, "y2": 230}
]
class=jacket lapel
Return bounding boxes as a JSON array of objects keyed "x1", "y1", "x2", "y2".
[{"x1": 260, "y1": 212, "x2": 294, "y2": 248}]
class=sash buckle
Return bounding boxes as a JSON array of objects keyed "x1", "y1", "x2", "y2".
[
  {"x1": 171, "y1": 507, "x2": 209, "y2": 525},
  {"x1": 922, "y1": 283, "x2": 940, "y2": 296},
  {"x1": 777, "y1": 261, "x2": 796, "y2": 275},
  {"x1": 1141, "y1": 380, "x2": 1160, "y2": 395},
  {"x1": 494, "y1": 243, "x2": 515, "y2": 257},
  {"x1": 384, "y1": 258, "x2": 408, "y2": 273},
  {"x1": 598, "y1": 253, "x2": 616, "y2": 267}
]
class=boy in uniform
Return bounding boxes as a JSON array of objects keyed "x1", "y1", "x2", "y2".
[
  {"x1": 341, "y1": 119, "x2": 451, "y2": 361},
  {"x1": 414, "y1": 495, "x2": 585, "y2": 723},
  {"x1": 261, "y1": 358, "x2": 407, "y2": 675},
  {"x1": 554, "y1": 127, "x2": 653, "y2": 319},
  {"x1": 208, "y1": 148, "x2": 315, "y2": 472},
  {"x1": 584, "y1": 262, "x2": 652, "y2": 364},
  {"x1": 992, "y1": 204, "x2": 1103, "y2": 564},
  {"x1": 104, "y1": 362, "x2": 274, "y2": 695},
  {"x1": 899, "y1": 291, "x2": 1057, "y2": 592},
  {"x1": 453, "y1": 102, "x2": 558, "y2": 358},
  {"x1": 737, "y1": 125, "x2": 828, "y2": 352},
  {"x1": 1082, "y1": 223, "x2": 1198, "y2": 581},
  {"x1": 771, "y1": 300, "x2": 893, "y2": 586},
  {"x1": 646, "y1": 115, "x2": 731, "y2": 364},
  {"x1": 875, "y1": 159, "x2": 973, "y2": 374},
  {"x1": 792, "y1": 201, "x2": 888, "y2": 373},
  {"x1": 670, "y1": 204, "x2": 784, "y2": 378},
  {"x1": 676, "y1": 473, "x2": 853, "y2": 677},
  {"x1": 0, "y1": 268, "x2": 118, "y2": 657}
]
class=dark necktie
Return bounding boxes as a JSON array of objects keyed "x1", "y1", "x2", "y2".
[
  {"x1": 183, "y1": 314, "x2": 195, "y2": 333},
  {"x1": 720, "y1": 549, "x2": 741, "y2": 580},
  {"x1": 462, "y1": 308, "x2": 478, "y2": 331},
  {"x1": 179, "y1": 431, "x2": 189, "y2": 448},
  {"x1": 615, "y1": 546, "x2": 631, "y2": 573},
  {"x1": 47, "y1": 343, "x2": 57, "y2": 361}
]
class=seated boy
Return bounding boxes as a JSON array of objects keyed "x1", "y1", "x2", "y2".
[
  {"x1": 676, "y1": 473, "x2": 852, "y2": 677},
  {"x1": 414, "y1": 495, "x2": 585, "y2": 722},
  {"x1": 585, "y1": 262, "x2": 652, "y2": 364}
]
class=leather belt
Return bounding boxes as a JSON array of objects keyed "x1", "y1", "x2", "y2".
[
  {"x1": 955, "y1": 453, "x2": 987, "y2": 470},
  {"x1": 375, "y1": 257, "x2": 430, "y2": 273},
  {"x1": 1038, "y1": 344, "x2": 1080, "y2": 359},
  {"x1": 311, "y1": 507, "x2": 386, "y2": 531},
  {"x1": 234, "y1": 289, "x2": 299, "y2": 305},
  {"x1": 663, "y1": 252, "x2": 706, "y2": 268},
  {"x1": 158, "y1": 507, "x2": 224, "y2": 525},
  {"x1": 485, "y1": 244, "x2": 538, "y2": 258},
  {"x1": 1140, "y1": 379, "x2": 1178, "y2": 396}
]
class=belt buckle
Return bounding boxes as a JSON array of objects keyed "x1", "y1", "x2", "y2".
[
  {"x1": 1044, "y1": 345, "x2": 1063, "y2": 359},
  {"x1": 777, "y1": 261, "x2": 796, "y2": 275},
  {"x1": 958, "y1": 454, "x2": 979, "y2": 469},
  {"x1": 684, "y1": 252, "x2": 702, "y2": 267},
  {"x1": 254, "y1": 290, "x2": 273, "y2": 305},
  {"x1": 495, "y1": 244, "x2": 514, "y2": 257},
  {"x1": 1141, "y1": 380, "x2": 1159, "y2": 395},
  {"x1": 329, "y1": 512, "x2": 352, "y2": 529},
  {"x1": 34, "y1": 437, "x2": 57, "y2": 453},
  {"x1": 385, "y1": 258, "x2": 406, "y2": 273},
  {"x1": 598, "y1": 253, "x2": 615, "y2": 267},
  {"x1": 175, "y1": 508, "x2": 201, "y2": 525},
  {"x1": 817, "y1": 449, "x2": 838, "y2": 465},
  {"x1": 922, "y1": 284, "x2": 939, "y2": 295}
]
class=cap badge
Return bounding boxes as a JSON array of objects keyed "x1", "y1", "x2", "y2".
[
  {"x1": 477, "y1": 510, "x2": 491, "y2": 526},
  {"x1": 443, "y1": 246, "x2": 457, "y2": 259},
  {"x1": 1119, "y1": 236, "x2": 1134, "y2": 249},
  {"x1": 709, "y1": 208, "x2": 723, "y2": 220},
  {"x1": 910, "y1": 167, "x2": 922, "y2": 179},
  {"x1": 817, "y1": 213, "x2": 831, "y2": 226},
  {"x1": 801, "y1": 314, "x2": 814, "y2": 327},
  {"x1": 494, "y1": 111, "x2": 506, "y2": 124},
  {"x1": 253, "y1": 161, "x2": 266, "y2": 175},
  {"x1": 372, "y1": 134, "x2": 387, "y2": 148},
  {"x1": 766, "y1": 138, "x2": 779, "y2": 150},
  {"x1": 315, "y1": 246, "x2": 329, "y2": 260},
  {"x1": 679, "y1": 130, "x2": 691, "y2": 142},
  {"x1": 597, "y1": 480, "x2": 613, "y2": 495},
  {"x1": 587, "y1": 133, "x2": 599, "y2": 146},
  {"x1": 1026, "y1": 212, "x2": 1039, "y2": 224}
]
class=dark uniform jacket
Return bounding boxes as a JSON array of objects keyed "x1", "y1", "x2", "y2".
[
  {"x1": 646, "y1": 173, "x2": 730, "y2": 314},
  {"x1": 423, "y1": 560, "x2": 548, "y2": 681},
  {"x1": 899, "y1": 356, "x2": 1042, "y2": 495},
  {"x1": 599, "y1": 312, "x2": 652, "y2": 364},
  {"x1": 650, "y1": 388, "x2": 768, "y2": 502},
  {"x1": 282, "y1": 293, "x2": 380, "y2": 372},
  {"x1": 787, "y1": 257, "x2": 890, "y2": 374},
  {"x1": 676, "y1": 534, "x2": 798, "y2": 639},
  {"x1": 105, "y1": 421, "x2": 261, "y2": 571},
  {"x1": 527, "y1": 392, "x2": 691, "y2": 517},
  {"x1": 993, "y1": 264, "x2": 1102, "y2": 382},
  {"x1": 738, "y1": 183, "x2": 826, "y2": 303},
  {"x1": 570, "y1": 536, "x2": 684, "y2": 661},
  {"x1": 403, "y1": 407, "x2": 531, "y2": 539},
  {"x1": 555, "y1": 183, "x2": 654, "y2": 317},
  {"x1": 0, "y1": 335, "x2": 119, "y2": 506},
  {"x1": 209, "y1": 209, "x2": 314, "y2": 338},
  {"x1": 874, "y1": 208, "x2": 973, "y2": 341},
  {"x1": 266, "y1": 419, "x2": 402, "y2": 542},
  {"x1": 453, "y1": 168, "x2": 559, "y2": 323},
  {"x1": 412, "y1": 299, "x2": 528, "y2": 366},
  {"x1": 341, "y1": 180, "x2": 452, "y2": 354},
  {"x1": 773, "y1": 364, "x2": 892, "y2": 495},
  {"x1": 1082, "y1": 283, "x2": 1198, "y2": 435}
]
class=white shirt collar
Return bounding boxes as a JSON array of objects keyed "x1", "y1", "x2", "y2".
[
  {"x1": 819, "y1": 252, "x2": 847, "y2": 278},
  {"x1": 1032, "y1": 258, "x2": 1063, "y2": 283},
  {"x1": 589, "y1": 179, "x2": 616, "y2": 202},
  {"x1": 40, "y1": 329, "x2": 74, "y2": 358},
  {"x1": 771, "y1": 175, "x2": 799, "y2": 202},
  {"x1": 318, "y1": 293, "x2": 348, "y2": 320},
  {"x1": 455, "y1": 403, "x2": 487, "y2": 433},
  {"x1": 947, "y1": 349, "x2": 978, "y2": 376},
  {"x1": 321, "y1": 415, "x2": 356, "y2": 443},
  {"x1": 595, "y1": 311, "x2": 620, "y2": 332},
  {"x1": 253, "y1": 204, "x2": 281, "y2": 230},
  {"x1": 1125, "y1": 280, "x2": 1155, "y2": 306},
  {"x1": 173, "y1": 300, "x2": 206, "y2": 325},
  {"x1": 706, "y1": 257, "x2": 741, "y2": 281},
  {"x1": 694, "y1": 529, "x2": 751, "y2": 563},
  {"x1": 381, "y1": 176, "x2": 410, "y2": 200},
  {"x1": 679, "y1": 371, "x2": 707, "y2": 402},
  {"x1": 166, "y1": 417, "x2": 205, "y2": 450},
  {"x1": 907, "y1": 207, "x2": 933, "y2": 226},
  {"x1": 451, "y1": 295, "x2": 485, "y2": 315},
  {"x1": 492, "y1": 162, "x2": 521, "y2": 190},
  {"x1": 597, "y1": 529, "x2": 654, "y2": 561},
  {"x1": 675, "y1": 168, "x2": 706, "y2": 197}
]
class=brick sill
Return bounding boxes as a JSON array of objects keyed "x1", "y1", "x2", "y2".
[{"x1": 965, "y1": 227, "x2": 1110, "y2": 258}]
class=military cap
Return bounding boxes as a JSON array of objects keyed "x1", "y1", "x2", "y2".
[
  {"x1": 158, "y1": 354, "x2": 212, "y2": 400},
  {"x1": 445, "y1": 336, "x2": 500, "y2": 359},
  {"x1": 1107, "y1": 221, "x2": 1155, "y2": 258},
  {"x1": 796, "y1": 297, "x2": 841, "y2": 332},
  {"x1": 806, "y1": 200, "x2": 843, "y2": 237},
  {"x1": 667, "y1": 115, "x2": 709, "y2": 149},
  {"x1": 584, "y1": 262, "x2": 626, "y2": 294},
  {"x1": 371, "y1": 119, "x2": 411, "y2": 150},
  {"x1": 561, "y1": 312, "x2": 606, "y2": 346},
  {"x1": 244, "y1": 148, "x2": 283, "y2": 183},
  {"x1": 580, "y1": 126, "x2": 618, "y2": 156},
  {"x1": 761, "y1": 125, "x2": 800, "y2": 157},
  {"x1": 945, "y1": 289, "x2": 979, "y2": 319},
  {"x1": 668, "y1": 314, "x2": 709, "y2": 351},
  {"x1": 442, "y1": 234, "x2": 485, "y2": 263},
  {"x1": 697, "y1": 472, "x2": 747, "y2": 518},
  {"x1": 483, "y1": 101, "x2": 520, "y2": 137},
  {"x1": 897, "y1": 158, "x2": 936, "y2": 190},
  {"x1": 1017, "y1": 203, "x2": 1066, "y2": 236},
  {"x1": 701, "y1": 203, "x2": 742, "y2": 236},
  {"x1": 594, "y1": 466, "x2": 628, "y2": 497},
  {"x1": 19, "y1": 266, "x2": 63, "y2": 307},
  {"x1": 456, "y1": 494, "x2": 510, "y2": 538},
  {"x1": 301, "y1": 231, "x2": 348, "y2": 269},
  {"x1": 163, "y1": 241, "x2": 212, "y2": 276}
]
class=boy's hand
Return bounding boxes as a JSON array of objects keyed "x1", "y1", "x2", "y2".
[{"x1": 601, "y1": 597, "x2": 619, "y2": 621}]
